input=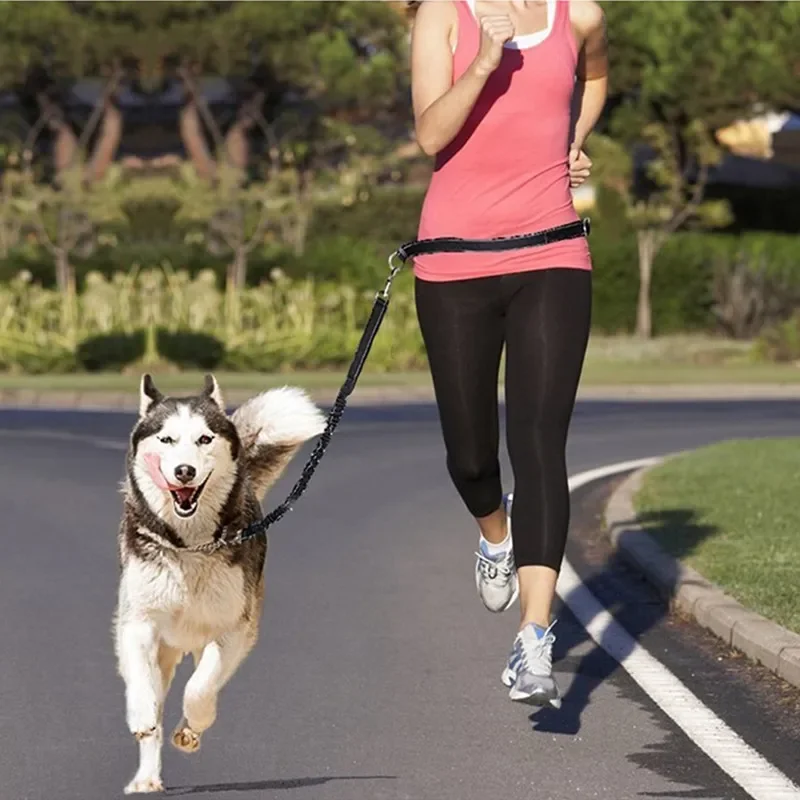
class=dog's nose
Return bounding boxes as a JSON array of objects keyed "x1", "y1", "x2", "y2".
[{"x1": 174, "y1": 464, "x2": 196, "y2": 484}]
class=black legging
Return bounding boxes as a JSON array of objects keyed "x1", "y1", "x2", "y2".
[{"x1": 415, "y1": 267, "x2": 591, "y2": 571}]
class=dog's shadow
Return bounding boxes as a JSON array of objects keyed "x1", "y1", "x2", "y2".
[{"x1": 165, "y1": 774, "x2": 397, "y2": 795}]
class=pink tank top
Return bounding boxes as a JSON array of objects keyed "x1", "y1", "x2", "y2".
[{"x1": 414, "y1": 0, "x2": 592, "y2": 282}]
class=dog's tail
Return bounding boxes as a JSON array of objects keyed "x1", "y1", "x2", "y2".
[{"x1": 231, "y1": 387, "x2": 327, "y2": 502}]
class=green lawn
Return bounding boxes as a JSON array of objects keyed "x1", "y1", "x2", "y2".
[
  {"x1": 4, "y1": 362, "x2": 800, "y2": 394},
  {"x1": 581, "y1": 361, "x2": 800, "y2": 385},
  {"x1": 635, "y1": 438, "x2": 800, "y2": 634}
]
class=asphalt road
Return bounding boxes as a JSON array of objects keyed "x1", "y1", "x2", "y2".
[{"x1": 1, "y1": 398, "x2": 800, "y2": 800}]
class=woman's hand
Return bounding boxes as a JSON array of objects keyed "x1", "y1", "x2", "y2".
[
  {"x1": 473, "y1": 14, "x2": 515, "y2": 77},
  {"x1": 568, "y1": 144, "x2": 592, "y2": 188}
]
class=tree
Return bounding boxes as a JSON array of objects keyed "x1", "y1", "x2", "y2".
[
  {"x1": 0, "y1": 1, "x2": 413, "y2": 295},
  {"x1": 14, "y1": 160, "x2": 125, "y2": 340},
  {"x1": 0, "y1": 2, "x2": 128, "y2": 183},
  {"x1": 595, "y1": 0, "x2": 800, "y2": 338},
  {"x1": 0, "y1": 1, "x2": 133, "y2": 305},
  {"x1": 172, "y1": 1, "x2": 410, "y2": 262}
]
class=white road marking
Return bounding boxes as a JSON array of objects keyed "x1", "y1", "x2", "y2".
[
  {"x1": 0, "y1": 417, "x2": 413, "y2": 451},
  {"x1": 562, "y1": 458, "x2": 800, "y2": 800},
  {"x1": 0, "y1": 427, "x2": 127, "y2": 450}
]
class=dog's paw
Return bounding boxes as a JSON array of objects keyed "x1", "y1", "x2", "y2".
[
  {"x1": 124, "y1": 776, "x2": 164, "y2": 794},
  {"x1": 171, "y1": 724, "x2": 201, "y2": 754}
]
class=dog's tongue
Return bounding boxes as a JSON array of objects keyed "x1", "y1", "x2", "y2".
[
  {"x1": 143, "y1": 452, "x2": 177, "y2": 492},
  {"x1": 143, "y1": 452, "x2": 195, "y2": 503},
  {"x1": 174, "y1": 487, "x2": 194, "y2": 504}
]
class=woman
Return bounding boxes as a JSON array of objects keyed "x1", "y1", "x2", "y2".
[{"x1": 408, "y1": 0, "x2": 608, "y2": 707}]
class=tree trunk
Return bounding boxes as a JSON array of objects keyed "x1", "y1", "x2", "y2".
[
  {"x1": 85, "y1": 102, "x2": 123, "y2": 183},
  {"x1": 55, "y1": 248, "x2": 75, "y2": 296},
  {"x1": 233, "y1": 247, "x2": 247, "y2": 289},
  {"x1": 179, "y1": 99, "x2": 216, "y2": 180},
  {"x1": 142, "y1": 323, "x2": 159, "y2": 366},
  {"x1": 37, "y1": 95, "x2": 78, "y2": 184},
  {"x1": 223, "y1": 91, "x2": 265, "y2": 171},
  {"x1": 0, "y1": 216, "x2": 9, "y2": 259},
  {"x1": 224, "y1": 253, "x2": 245, "y2": 339},
  {"x1": 291, "y1": 172, "x2": 313, "y2": 257},
  {"x1": 636, "y1": 230, "x2": 657, "y2": 338},
  {"x1": 55, "y1": 248, "x2": 78, "y2": 342}
]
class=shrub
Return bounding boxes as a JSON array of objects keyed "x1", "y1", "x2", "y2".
[
  {"x1": 222, "y1": 345, "x2": 284, "y2": 373},
  {"x1": 278, "y1": 235, "x2": 389, "y2": 289},
  {"x1": 707, "y1": 233, "x2": 800, "y2": 339},
  {"x1": 156, "y1": 329, "x2": 225, "y2": 370},
  {"x1": 2, "y1": 178, "x2": 799, "y2": 371},
  {"x1": 76, "y1": 330, "x2": 146, "y2": 372},
  {"x1": 0, "y1": 242, "x2": 221, "y2": 289},
  {"x1": 311, "y1": 186, "x2": 423, "y2": 246},
  {"x1": 0, "y1": 338, "x2": 76, "y2": 374},
  {"x1": 753, "y1": 313, "x2": 800, "y2": 363}
]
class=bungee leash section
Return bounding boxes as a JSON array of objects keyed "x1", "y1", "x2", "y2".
[{"x1": 192, "y1": 218, "x2": 591, "y2": 553}]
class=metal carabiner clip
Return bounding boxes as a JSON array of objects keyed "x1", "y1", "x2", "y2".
[{"x1": 379, "y1": 250, "x2": 405, "y2": 301}]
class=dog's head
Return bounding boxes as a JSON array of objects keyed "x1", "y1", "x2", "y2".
[{"x1": 128, "y1": 374, "x2": 240, "y2": 526}]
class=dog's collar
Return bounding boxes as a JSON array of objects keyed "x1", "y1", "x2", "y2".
[
  {"x1": 135, "y1": 525, "x2": 185, "y2": 552},
  {"x1": 134, "y1": 518, "x2": 243, "y2": 554}
]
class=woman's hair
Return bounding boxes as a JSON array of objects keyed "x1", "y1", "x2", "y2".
[{"x1": 406, "y1": 1, "x2": 422, "y2": 19}]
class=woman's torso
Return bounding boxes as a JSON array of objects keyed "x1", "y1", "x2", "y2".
[{"x1": 414, "y1": 0, "x2": 591, "y2": 281}]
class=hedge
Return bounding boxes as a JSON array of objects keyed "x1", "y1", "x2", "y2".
[
  {"x1": 2, "y1": 184, "x2": 799, "y2": 336},
  {"x1": 0, "y1": 267, "x2": 428, "y2": 374}
]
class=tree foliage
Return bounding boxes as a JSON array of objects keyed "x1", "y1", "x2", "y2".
[
  {"x1": 0, "y1": 1, "x2": 411, "y2": 293},
  {"x1": 594, "y1": 0, "x2": 800, "y2": 337}
]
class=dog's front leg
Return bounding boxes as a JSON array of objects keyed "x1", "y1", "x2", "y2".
[
  {"x1": 172, "y1": 628, "x2": 255, "y2": 754},
  {"x1": 117, "y1": 620, "x2": 165, "y2": 794}
]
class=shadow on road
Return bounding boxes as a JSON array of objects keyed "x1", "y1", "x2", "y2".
[
  {"x1": 165, "y1": 774, "x2": 397, "y2": 795},
  {"x1": 527, "y1": 498, "x2": 718, "y2": 736}
]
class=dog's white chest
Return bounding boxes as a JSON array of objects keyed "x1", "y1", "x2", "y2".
[{"x1": 121, "y1": 554, "x2": 247, "y2": 652}]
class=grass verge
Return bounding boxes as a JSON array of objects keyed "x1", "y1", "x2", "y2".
[
  {"x1": 2, "y1": 335, "x2": 800, "y2": 393},
  {"x1": 0, "y1": 370, "x2": 433, "y2": 395},
  {"x1": 635, "y1": 438, "x2": 800, "y2": 634},
  {"x1": 4, "y1": 363, "x2": 800, "y2": 394}
]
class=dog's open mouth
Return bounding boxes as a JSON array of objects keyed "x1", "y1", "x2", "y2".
[{"x1": 169, "y1": 476, "x2": 210, "y2": 518}]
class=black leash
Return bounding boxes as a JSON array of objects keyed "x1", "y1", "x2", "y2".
[{"x1": 194, "y1": 218, "x2": 590, "y2": 552}]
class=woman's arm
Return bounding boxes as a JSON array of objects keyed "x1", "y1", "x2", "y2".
[
  {"x1": 411, "y1": 1, "x2": 514, "y2": 156},
  {"x1": 570, "y1": 0, "x2": 609, "y2": 152}
]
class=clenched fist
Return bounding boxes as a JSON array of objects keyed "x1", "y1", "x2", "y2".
[
  {"x1": 474, "y1": 14, "x2": 515, "y2": 77},
  {"x1": 568, "y1": 144, "x2": 592, "y2": 188}
]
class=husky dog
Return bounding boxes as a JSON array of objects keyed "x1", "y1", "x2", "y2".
[{"x1": 113, "y1": 374, "x2": 325, "y2": 794}]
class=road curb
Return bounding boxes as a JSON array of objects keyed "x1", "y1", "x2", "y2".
[
  {"x1": 5, "y1": 382, "x2": 800, "y2": 412},
  {"x1": 604, "y1": 463, "x2": 800, "y2": 690},
  {"x1": 0, "y1": 386, "x2": 438, "y2": 411}
]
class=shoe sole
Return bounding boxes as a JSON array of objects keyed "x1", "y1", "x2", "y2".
[
  {"x1": 502, "y1": 667, "x2": 562, "y2": 708},
  {"x1": 509, "y1": 687, "x2": 562, "y2": 708}
]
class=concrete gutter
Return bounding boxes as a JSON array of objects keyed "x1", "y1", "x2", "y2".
[{"x1": 604, "y1": 464, "x2": 800, "y2": 689}]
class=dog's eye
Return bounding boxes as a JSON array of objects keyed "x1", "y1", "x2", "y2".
[
  {"x1": 158, "y1": 435, "x2": 175, "y2": 445},
  {"x1": 197, "y1": 434, "x2": 213, "y2": 446}
]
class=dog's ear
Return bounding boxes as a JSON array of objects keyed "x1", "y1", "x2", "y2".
[
  {"x1": 202, "y1": 373, "x2": 224, "y2": 410},
  {"x1": 139, "y1": 374, "x2": 163, "y2": 418}
]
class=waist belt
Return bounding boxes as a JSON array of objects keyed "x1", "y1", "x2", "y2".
[{"x1": 395, "y1": 218, "x2": 591, "y2": 263}]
